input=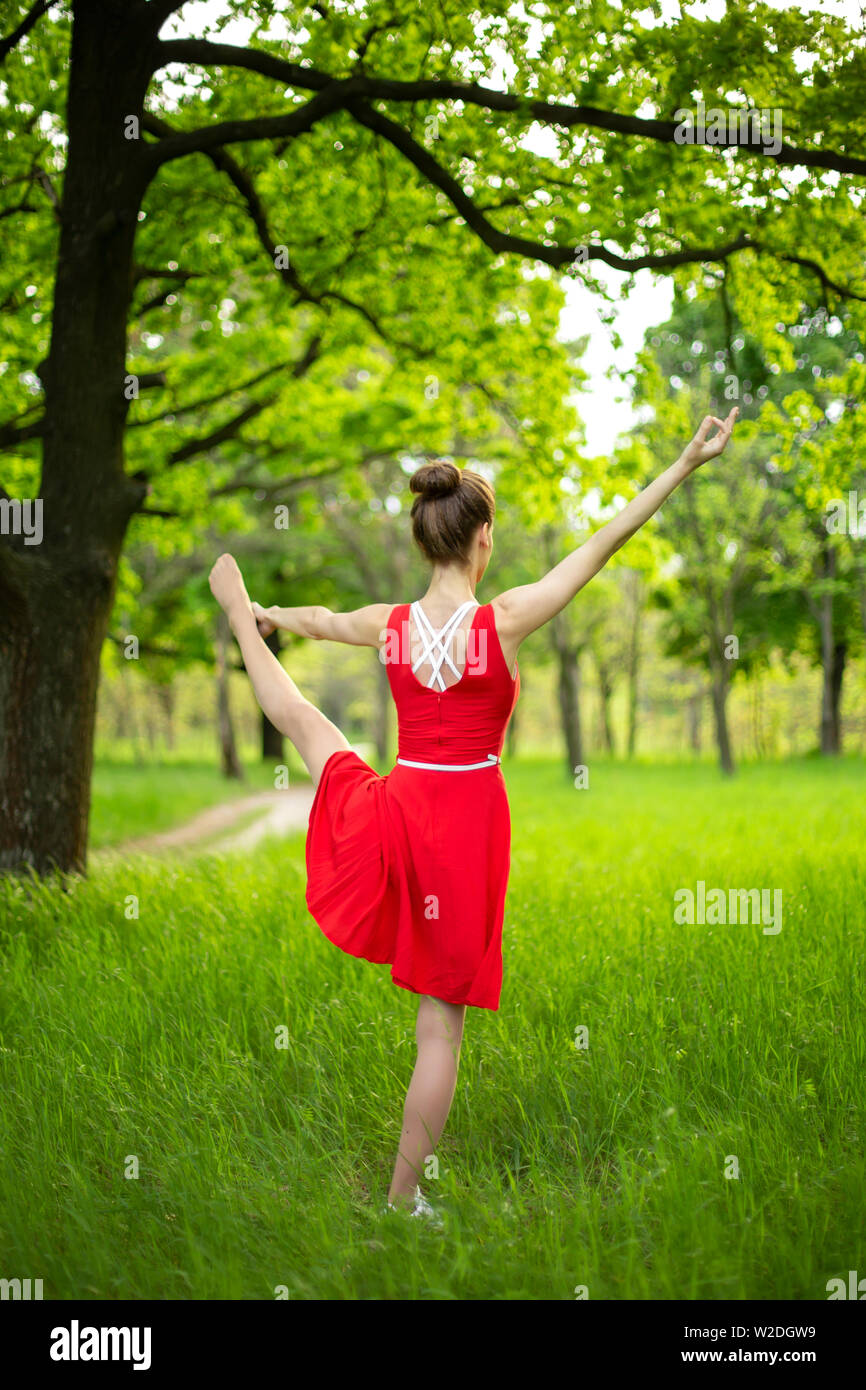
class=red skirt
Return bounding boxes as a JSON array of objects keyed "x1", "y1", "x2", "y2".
[{"x1": 305, "y1": 750, "x2": 511, "y2": 1010}]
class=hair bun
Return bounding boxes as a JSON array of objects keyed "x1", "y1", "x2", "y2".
[{"x1": 409, "y1": 460, "x2": 461, "y2": 500}]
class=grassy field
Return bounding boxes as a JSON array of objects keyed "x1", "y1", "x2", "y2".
[{"x1": 0, "y1": 756, "x2": 863, "y2": 1299}]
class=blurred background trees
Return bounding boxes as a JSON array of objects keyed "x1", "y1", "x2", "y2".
[{"x1": 2, "y1": 0, "x2": 865, "y2": 872}]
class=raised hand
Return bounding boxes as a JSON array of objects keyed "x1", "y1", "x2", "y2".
[{"x1": 680, "y1": 406, "x2": 739, "y2": 472}]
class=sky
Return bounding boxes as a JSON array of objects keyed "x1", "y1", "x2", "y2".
[{"x1": 162, "y1": 0, "x2": 863, "y2": 457}]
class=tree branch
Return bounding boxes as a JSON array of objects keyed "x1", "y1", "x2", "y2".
[
  {"x1": 167, "y1": 393, "x2": 281, "y2": 467},
  {"x1": 154, "y1": 40, "x2": 866, "y2": 178},
  {"x1": 106, "y1": 632, "x2": 185, "y2": 661},
  {"x1": 348, "y1": 99, "x2": 753, "y2": 275},
  {"x1": 774, "y1": 248, "x2": 866, "y2": 305},
  {"x1": 0, "y1": 414, "x2": 44, "y2": 450},
  {"x1": 141, "y1": 82, "x2": 351, "y2": 170},
  {"x1": 34, "y1": 166, "x2": 61, "y2": 220},
  {"x1": 354, "y1": 19, "x2": 403, "y2": 70},
  {"x1": 163, "y1": 334, "x2": 321, "y2": 468},
  {"x1": 142, "y1": 112, "x2": 312, "y2": 303},
  {"x1": 210, "y1": 460, "x2": 345, "y2": 499},
  {"x1": 145, "y1": 41, "x2": 866, "y2": 299},
  {"x1": 128, "y1": 359, "x2": 292, "y2": 431},
  {"x1": 141, "y1": 111, "x2": 431, "y2": 352},
  {"x1": 131, "y1": 461, "x2": 345, "y2": 519},
  {"x1": 349, "y1": 100, "x2": 866, "y2": 301},
  {"x1": 133, "y1": 263, "x2": 201, "y2": 284},
  {"x1": 133, "y1": 276, "x2": 198, "y2": 318},
  {"x1": 0, "y1": 200, "x2": 38, "y2": 221},
  {"x1": 0, "y1": 0, "x2": 54, "y2": 65},
  {"x1": 135, "y1": 371, "x2": 167, "y2": 391}
]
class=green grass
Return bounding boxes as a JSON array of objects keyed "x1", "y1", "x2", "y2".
[{"x1": 0, "y1": 757, "x2": 863, "y2": 1299}]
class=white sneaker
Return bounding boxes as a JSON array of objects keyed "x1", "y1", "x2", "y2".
[
  {"x1": 410, "y1": 1186, "x2": 444, "y2": 1229},
  {"x1": 381, "y1": 1188, "x2": 444, "y2": 1229}
]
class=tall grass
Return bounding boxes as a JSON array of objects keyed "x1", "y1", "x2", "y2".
[{"x1": 0, "y1": 758, "x2": 863, "y2": 1299}]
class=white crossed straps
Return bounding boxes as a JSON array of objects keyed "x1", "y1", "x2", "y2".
[{"x1": 410, "y1": 598, "x2": 478, "y2": 691}]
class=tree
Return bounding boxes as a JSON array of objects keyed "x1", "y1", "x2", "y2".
[
  {"x1": 626, "y1": 284, "x2": 866, "y2": 766},
  {"x1": 759, "y1": 356, "x2": 866, "y2": 754},
  {"x1": 2, "y1": 0, "x2": 866, "y2": 872},
  {"x1": 623, "y1": 355, "x2": 785, "y2": 775}
]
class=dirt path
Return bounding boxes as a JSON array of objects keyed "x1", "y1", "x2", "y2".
[{"x1": 100, "y1": 786, "x2": 316, "y2": 860}]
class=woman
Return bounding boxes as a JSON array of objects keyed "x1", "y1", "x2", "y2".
[{"x1": 208, "y1": 406, "x2": 738, "y2": 1222}]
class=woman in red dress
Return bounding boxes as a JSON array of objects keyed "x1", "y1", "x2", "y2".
[{"x1": 209, "y1": 408, "x2": 737, "y2": 1221}]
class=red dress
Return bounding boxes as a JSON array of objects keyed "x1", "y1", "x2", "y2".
[{"x1": 305, "y1": 600, "x2": 520, "y2": 1010}]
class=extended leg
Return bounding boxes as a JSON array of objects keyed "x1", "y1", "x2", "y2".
[
  {"x1": 235, "y1": 616, "x2": 351, "y2": 788},
  {"x1": 388, "y1": 995, "x2": 466, "y2": 1207},
  {"x1": 212, "y1": 557, "x2": 351, "y2": 788}
]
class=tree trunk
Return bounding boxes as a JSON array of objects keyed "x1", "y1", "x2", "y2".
[
  {"x1": 751, "y1": 680, "x2": 766, "y2": 761},
  {"x1": 818, "y1": 549, "x2": 845, "y2": 754},
  {"x1": 550, "y1": 613, "x2": 582, "y2": 775},
  {"x1": 157, "y1": 684, "x2": 175, "y2": 752},
  {"x1": 625, "y1": 572, "x2": 642, "y2": 757},
  {"x1": 261, "y1": 630, "x2": 285, "y2": 763},
  {"x1": 216, "y1": 616, "x2": 244, "y2": 781},
  {"x1": 709, "y1": 665, "x2": 735, "y2": 776},
  {"x1": 687, "y1": 691, "x2": 702, "y2": 754},
  {"x1": 831, "y1": 640, "x2": 846, "y2": 752},
  {"x1": 0, "y1": 3, "x2": 157, "y2": 873},
  {"x1": 597, "y1": 667, "x2": 615, "y2": 755},
  {"x1": 558, "y1": 651, "x2": 583, "y2": 774},
  {"x1": 0, "y1": 564, "x2": 118, "y2": 871}
]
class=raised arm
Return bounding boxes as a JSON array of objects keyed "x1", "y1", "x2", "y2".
[
  {"x1": 251, "y1": 601, "x2": 392, "y2": 648},
  {"x1": 492, "y1": 408, "x2": 738, "y2": 647}
]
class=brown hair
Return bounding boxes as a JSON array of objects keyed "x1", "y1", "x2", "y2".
[{"x1": 408, "y1": 460, "x2": 495, "y2": 565}]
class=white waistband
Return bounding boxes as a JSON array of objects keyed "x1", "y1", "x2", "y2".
[{"x1": 396, "y1": 753, "x2": 501, "y2": 772}]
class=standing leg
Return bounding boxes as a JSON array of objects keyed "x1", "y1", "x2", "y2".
[{"x1": 388, "y1": 995, "x2": 466, "y2": 1207}]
